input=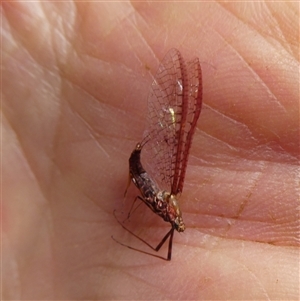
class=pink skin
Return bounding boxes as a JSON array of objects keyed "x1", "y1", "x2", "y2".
[{"x1": 2, "y1": 1, "x2": 299, "y2": 300}]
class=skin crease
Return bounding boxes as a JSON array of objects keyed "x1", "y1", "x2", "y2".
[{"x1": 2, "y1": 1, "x2": 299, "y2": 300}]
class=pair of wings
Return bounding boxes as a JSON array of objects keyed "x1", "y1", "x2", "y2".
[{"x1": 142, "y1": 48, "x2": 202, "y2": 195}]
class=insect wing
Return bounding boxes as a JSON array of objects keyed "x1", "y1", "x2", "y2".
[
  {"x1": 174, "y1": 57, "x2": 202, "y2": 194},
  {"x1": 143, "y1": 49, "x2": 202, "y2": 194}
]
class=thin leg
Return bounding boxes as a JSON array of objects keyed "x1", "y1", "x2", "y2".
[
  {"x1": 125, "y1": 196, "x2": 143, "y2": 221},
  {"x1": 167, "y1": 227, "x2": 175, "y2": 260},
  {"x1": 112, "y1": 210, "x2": 174, "y2": 261},
  {"x1": 124, "y1": 173, "x2": 132, "y2": 198}
]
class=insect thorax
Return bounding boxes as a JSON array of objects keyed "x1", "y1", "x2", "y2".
[{"x1": 156, "y1": 191, "x2": 185, "y2": 233}]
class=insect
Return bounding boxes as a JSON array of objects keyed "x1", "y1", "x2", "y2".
[{"x1": 114, "y1": 48, "x2": 202, "y2": 260}]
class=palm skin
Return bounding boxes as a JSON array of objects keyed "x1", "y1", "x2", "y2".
[{"x1": 2, "y1": 2, "x2": 299, "y2": 300}]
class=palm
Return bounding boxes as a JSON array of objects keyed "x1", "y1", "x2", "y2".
[{"x1": 2, "y1": 2, "x2": 299, "y2": 299}]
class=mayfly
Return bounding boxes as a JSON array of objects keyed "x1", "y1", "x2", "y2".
[{"x1": 114, "y1": 48, "x2": 202, "y2": 260}]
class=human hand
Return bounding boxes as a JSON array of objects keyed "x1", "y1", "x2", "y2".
[{"x1": 2, "y1": 2, "x2": 299, "y2": 299}]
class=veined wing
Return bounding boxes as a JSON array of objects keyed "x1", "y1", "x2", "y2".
[{"x1": 143, "y1": 49, "x2": 202, "y2": 194}]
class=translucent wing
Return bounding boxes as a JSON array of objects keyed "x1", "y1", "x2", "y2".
[{"x1": 142, "y1": 48, "x2": 202, "y2": 194}]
